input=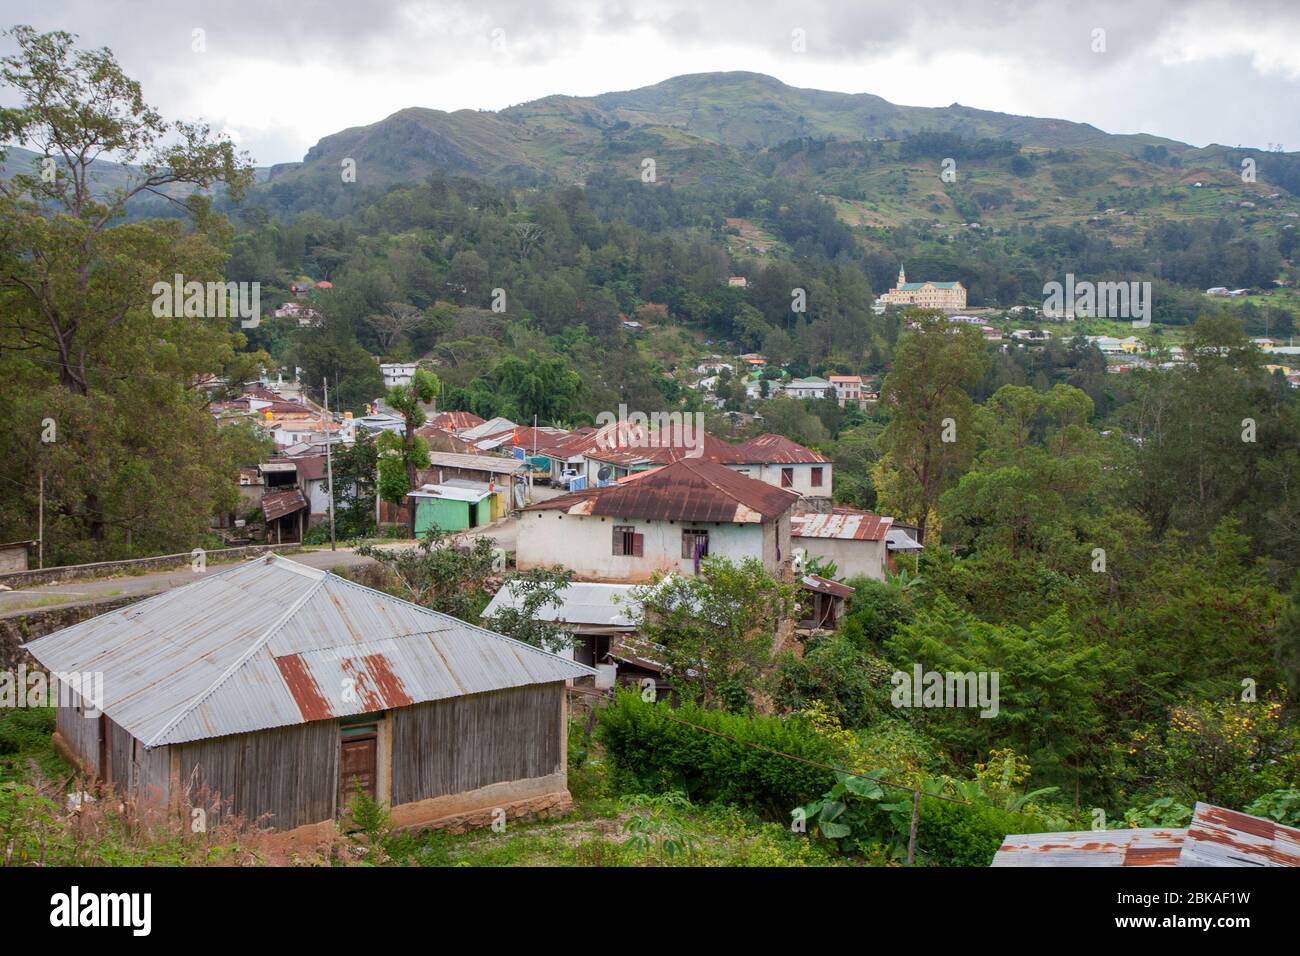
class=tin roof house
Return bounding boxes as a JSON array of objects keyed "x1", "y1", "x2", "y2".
[
  {"x1": 24, "y1": 555, "x2": 593, "y2": 837},
  {"x1": 517, "y1": 457, "x2": 800, "y2": 582}
]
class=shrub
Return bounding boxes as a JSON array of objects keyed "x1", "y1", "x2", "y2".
[
  {"x1": 838, "y1": 577, "x2": 912, "y2": 649},
  {"x1": 914, "y1": 796, "x2": 1049, "y2": 867},
  {"x1": 597, "y1": 691, "x2": 842, "y2": 819},
  {"x1": 772, "y1": 634, "x2": 893, "y2": 728}
]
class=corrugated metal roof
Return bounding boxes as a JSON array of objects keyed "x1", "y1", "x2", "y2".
[
  {"x1": 993, "y1": 803, "x2": 1300, "y2": 867},
  {"x1": 1180, "y1": 802, "x2": 1300, "y2": 867},
  {"x1": 524, "y1": 457, "x2": 799, "y2": 523},
  {"x1": 793, "y1": 510, "x2": 893, "y2": 541},
  {"x1": 457, "y1": 417, "x2": 517, "y2": 441},
  {"x1": 729, "y1": 433, "x2": 831, "y2": 465},
  {"x1": 24, "y1": 555, "x2": 595, "y2": 748},
  {"x1": 482, "y1": 581, "x2": 641, "y2": 628},
  {"x1": 886, "y1": 528, "x2": 923, "y2": 551},
  {"x1": 262, "y1": 488, "x2": 307, "y2": 521},
  {"x1": 423, "y1": 451, "x2": 524, "y2": 475},
  {"x1": 428, "y1": 410, "x2": 486, "y2": 433},
  {"x1": 991, "y1": 828, "x2": 1187, "y2": 867},
  {"x1": 801, "y1": 574, "x2": 855, "y2": 598}
]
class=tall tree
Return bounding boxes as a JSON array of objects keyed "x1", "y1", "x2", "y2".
[
  {"x1": 0, "y1": 26, "x2": 257, "y2": 557},
  {"x1": 874, "y1": 312, "x2": 989, "y2": 543},
  {"x1": 378, "y1": 368, "x2": 439, "y2": 537}
]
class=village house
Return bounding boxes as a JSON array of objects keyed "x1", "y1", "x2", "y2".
[
  {"x1": 427, "y1": 410, "x2": 487, "y2": 434},
  {"x1": 379, "y1": 362, "x2": 419, "y2": 389},
  {"x1": 782, "y1": 376, "x2": 834, "y2": 401},
  {"x1": 792, "y1": 508, "x2": 894, "y2": 581},
  {"x1": 726, "y1": 433, "x2": 833, "y2": 500},
  {"x1": 400, "y1": 451, "x2": 529, "y2": 531},
  {"x1": 24, "y1": 555, "x2": 594, "y2": 837},
  {"x1": 883, "y1": 265, "x2": 968, "y2": 311},
  {"x1": 516, "y1": 457, "x2": 799, "y2": 582},
  {"x1": 828, "y1": 375, "x2": 865, "y2": 407},
  {"x1": 482, "y1": 580, "x2": 642, "y2": 679}
]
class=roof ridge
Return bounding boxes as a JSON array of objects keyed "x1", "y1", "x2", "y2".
[{"x1": 145, "y1": 568, "x2": 329, "y2": 747}]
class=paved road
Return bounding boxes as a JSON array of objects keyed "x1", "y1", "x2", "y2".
[{"x1": 0, "y1": 515, "x2": 522, "y2": 615}]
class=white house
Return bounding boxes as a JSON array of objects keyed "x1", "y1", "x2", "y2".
[
  {"x1": 792, "y1": 508, "x2": 893, "y2": 581},
  {"x1": 783, "y1": 377, "x2": 833, "y2": 400},
  {"x1": 517, "y1": 458, "x2": 799, "y2": 582},
  {"x1": 379, "y1": 362, "x2": 419, "y2": 389},
  {"x1": 724, "y1": 434, "x2": 833, "y2": 499}
]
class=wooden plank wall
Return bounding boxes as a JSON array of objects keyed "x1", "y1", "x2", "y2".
[
  {"x1": 392, "y1": 683, "x2": 563, "y2": 807},
  {"x1": 173, "y1": 720, "x2": 338, "y2": 830},
  {"x1": 55, "y1": 702, "x2": 100, "y2": 776}
]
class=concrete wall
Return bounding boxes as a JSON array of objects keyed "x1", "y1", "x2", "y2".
[
  {"x1": 517, "y1": 511, "x2": 774, "y2": 581},
  {"x1": 0, "y1": 543, "x2": 302, "y2": 591},
  {"x1": 726, "y1": 462, "x2": 832, "y2": 498},
  {"x1": 794, "y1": 536, "x2": 887, "y2": 581}
]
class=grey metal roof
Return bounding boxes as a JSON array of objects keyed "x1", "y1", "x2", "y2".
[
  {"x1": 886, "y1": 528, "x2": 923, "y2": 551},
  {"x1": 425, "y1": 450, "x2": 524, "y2": 475},
  {"x1": 482, "y1": 581, "x2": 642, "y2": 629},
  {"x1": 24, "y1": 555, "x2": 595, "y2": 748}
]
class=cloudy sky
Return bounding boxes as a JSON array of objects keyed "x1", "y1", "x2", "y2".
[{"x1": 3, "y1": 0, "x2": 1299, "y2": 166}]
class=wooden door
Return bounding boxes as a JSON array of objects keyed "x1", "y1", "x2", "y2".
[{"x1": 338, "y1": 729, "x2": 378, "y2": 812}]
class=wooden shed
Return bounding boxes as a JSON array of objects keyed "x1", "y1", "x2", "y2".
[{"x1": 24, "y1": 555, "x2": 595, "y2": 837}]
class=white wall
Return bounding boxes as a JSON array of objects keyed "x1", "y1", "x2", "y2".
[
  {"x1": 725, "y1": 462, "x2": 831, "y2": 498},
  {"x1": 794, "y1": 537, "x2": 887, "y2": 581},
  {"x1": 518, "y1": 512, "x2": 774, "y2": 581}
]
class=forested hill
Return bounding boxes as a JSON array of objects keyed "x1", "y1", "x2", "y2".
[{"x1": 257, "y1": 71, "x2": 1300, "y2": 211}]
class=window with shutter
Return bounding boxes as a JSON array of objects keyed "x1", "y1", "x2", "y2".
[
  {"x1": 810, "y1": 466, "x2": 823, "y2": 487},
  {"x1": 613, "y1": 525, "x2": 636, "y2": 555},
  {"x1": 781, "y1": 467, "x2": 795, "y2": 488},
  {"x1": 631, "y1": 533, "x2": 644, "y2": 557}
]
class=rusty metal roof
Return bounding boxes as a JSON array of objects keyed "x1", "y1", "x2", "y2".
[
  {"x1": 422, "y1": 451, "x2": 524, "y2": 475},
  {"x1": 801, "y1": 574, "x2": 856, "y2": 599},
  {"x1": 792, "y1": 509, "x2": 893, "y2": 541},
  {"x1": 991, "y1": 828, "x2": 1187, "y2": 867},
  {"x1": 261, "y1": 488, "x2": 308, "y2": 522},
  {"x1": 24, "y1": 555, "x2": 595, "y2": 748},
  {"x1": 1180, "y1": 802, "x2": 1300, "y2": 867},
  {"x1": 428, "y1": 410, "x2": 486, "y2": 433},
  {"x1": 524, "y1": 457, "x2": 800, "y2": 523},
  {"x1": 729, "y1": 434, "x2": 831, "y2": 465},
  {"x1": 992, "y1": 803, "x2": 1300, "y2": 867}
]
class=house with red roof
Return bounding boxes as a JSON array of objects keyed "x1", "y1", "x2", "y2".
[{"x1": 517, "y1": 458, "x2": 799, "y2": 582}]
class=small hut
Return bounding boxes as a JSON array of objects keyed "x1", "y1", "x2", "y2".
[{"x1": 24, "y1": 555, "x2": 594, "y2": 837}]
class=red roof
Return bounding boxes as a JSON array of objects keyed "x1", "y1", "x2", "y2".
[
  {"x1": 792, "y1": 508, "x2": 892, "y2": 541},
  {"x1": 290, "y1": 455, "x2": 329, "y2": 482},
  {"x1": 525, "y1": 457, "x2": 799, "y2": 523},
  {"x1": 428, "y1": 410, "x2": 486, "y2": 433},
  {"x1": 730, "y1": 433, "x2": 831, "y2": 465}
]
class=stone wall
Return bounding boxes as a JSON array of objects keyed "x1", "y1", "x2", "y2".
[
  {"x1": 0, "y1": 593, "x2": 144, "y2": 670},
  {"x1": 0, "y1": 544, "x2": 301, "y2": 591}
]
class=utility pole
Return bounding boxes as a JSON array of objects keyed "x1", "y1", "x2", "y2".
[
  {"x1": 37, "y1": 469, "x2": 44, "y2": 569},
  {"x1": 323, "y1": 377, "x2": 337, "y2": 551}
]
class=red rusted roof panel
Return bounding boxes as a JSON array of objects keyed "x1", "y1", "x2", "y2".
[{"x1": 275, "y1": 653, "x2": 334, "y2": 722}]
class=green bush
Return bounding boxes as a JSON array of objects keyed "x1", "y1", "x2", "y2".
[
  {"x1": 914, "y1": 797, "x2": 1050, "y2": 867},
  {"x1": 596, "y1": 691, "x2": 842, "y2": 819},
  {"x1": 838, "y1": 577, "x2": 912, "y2": 649},
  {"x1": 772, "y1": 634, "x2": 893, "y2": 728}
]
